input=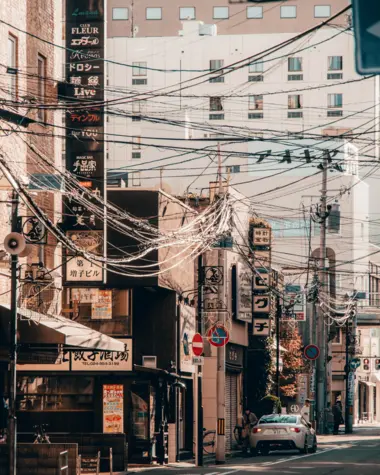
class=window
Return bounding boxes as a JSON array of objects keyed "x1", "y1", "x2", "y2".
[
  {"x1": 8, "y1": 35, "x2": 17, "y2": 98},
  {"x1": 132, "y1": 136, "x2": 141, "y2": 149},
  {"x1": 328, "y1": 56, "x2": 343, "y2": 71},
  {"x1": 247, "y1": 6, "x2": 263, "y2": 19},
  {"x1": 328, "y1": 93, "x2": 343, "y2": 108},
  {"x1": 132, "y1": 172, "x2": 141, "y2": 186},
  {"x1": 314, "y1": 5, "x2": 331, "y2": 18},
  {"x1": 288, "y1": 95, "x2": 303, "y2": 117},
  {"x1": 209, "y1": 96, "x2": 224, "y2": 119},
  {"x1": 132, "y1": 62, "x2": 147, "y2": 76},
  {"x1": 37, "y1": 54, "x2": 46, "y2": 121},
  {"x1": 226, "y1": 165, "x2": 240, "y2": 174},
  {"x1": 281, "y1": 6, "x2": 297, "y2": 18},
  {"x1": 288, "y1": 95, "x2": 302, "y2": 109},
  {"x1": 180, "y1": 7, "x2": 195, "y2": 20},
  {"x1": 249, "y1": 61, "x2": 264, "y2": 73},
  {"x1": 213, "y1": 6, "x2": 229, "y2": 19},
  {"x1": 209, "y1": 59, "x2": 224, "y2": 83},
  {"x1": 249, "y1": 95, "x2": 263, "y2": 110},
  {"x1": 210, "y1": 97, "x2": 223, "y2": 111},
  {"x1": 112, "y1": 7, "x2": 129, "y2": 20},
  {"x1": 146, "y1": 7, "x2": 162, "y2": 20},
  {"x1": 288, "y1": 57, "x2": 302, "y2": 71}
]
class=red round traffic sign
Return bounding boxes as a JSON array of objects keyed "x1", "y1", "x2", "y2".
[
  {"x1": 207, "y1": 323, "x2": 230, "y2": 348},
  {"x1": 304, "y1": 344, "x2": 320, "y2": 361},
  {"x1": 192, "y1": 333, "x2": 204, "y2": 356}
]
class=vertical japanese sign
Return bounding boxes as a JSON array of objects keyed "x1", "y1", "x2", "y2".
[
  {"x1": 250, "y1": 223, "x2": 272, "y2": 336},
  {"x1": 103, "y1": 384, "x2": 124, "y2": 433},
  {"x1": 236, "y1": 262, "x2": 252, "y2": 323},
  {"x1": 64, "y1": 0, "x2": 105, "y2": 283}
]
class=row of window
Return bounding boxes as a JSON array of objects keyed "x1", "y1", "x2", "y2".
[
  {"x1": 129, "y1": 56, "x2": 343, "y2": 85},
  {"x1": 7, "y1": 35, "x2": 46, "y2": 121},
  {"x1": 112, "y1": 5, "x2": 332, "y2": 21},
  {"x1": 208, "y1": 93, "x2": 343, "y2": 120}
]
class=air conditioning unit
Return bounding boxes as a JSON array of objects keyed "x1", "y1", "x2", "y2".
[{"x1": 199, "y1": 23, "x2": 217, "y2": 36}]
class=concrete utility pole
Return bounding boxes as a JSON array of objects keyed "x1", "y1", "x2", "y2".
[
  {"x1": 8, "y1": 190, "x2": 19, "y2": 475},
  {"x1": 215, "y1": 143, "x2": 226, "y2": 464},
  {"x1": 317, "y1": 153, "x2": 328, "y2": 434}
]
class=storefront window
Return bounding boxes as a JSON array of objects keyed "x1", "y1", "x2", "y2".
[
  {"x1": 63, "y1": 288, "x2": 132, "y2": 336},
  {"x1": 16, "y1": 376, "x2": 94, "y2": 411},
  {"x1": 131, "y1": 386, "x2": 150, "y2": 440}
]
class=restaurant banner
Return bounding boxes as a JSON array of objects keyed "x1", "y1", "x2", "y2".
[
  {"x1": 64, "y1": 0, "x2": 105, "y2": 284},
  {"x1": 17, "y1": 339, "x2": 132, "y2": 372},
  {"x1": 103, "y1": 384, "x2": 124, "y2": 433}
]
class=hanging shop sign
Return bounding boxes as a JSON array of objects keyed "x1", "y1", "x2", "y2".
[
  {"x1": 253, "y1": 294, "x2": 271, "y2": 314},
  {"x1": 253, "y1": 271, "x2": 270, "y2": 291},
  {"x1": 103, "y1": 384, "x2": 124, "y2": 433},
  {"x1": 180, "y1": 304, "x2": 196, "y2": 373},
  {"x1": 252, "y1": 227, "x2": 271, "y2": 246},
  {"x1": 64, "y1": 0, "x2": 105, "y2": 285},
  {"x1": 20, "y1": 216, "x2": 47, "y2": 244},
  {"x1": 236, "y1": 262, "x2": 252, "y2": 322},
  {"x1": 253, "y1": 318, "x2": 271, "y2": 336},
  {"x1": 207, "y1": 323, "x2": 230, "y2": 347},
  {"x1": 253, "y1": 251, "x2": 271, "y2": 269},
  {"x1": 202, "y1": 266, "x2": 224, "y2": 285},
  {"x1": 65, "y1": 230, "x2": 103, "y2": 282}
]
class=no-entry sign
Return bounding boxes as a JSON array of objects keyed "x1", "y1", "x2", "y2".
[
  {"x1": 304, "y1": 344, "x2": 320, "y2": 361},
  {"x1": 192, "y1": 333, "x2": 204, "y2": 356}
]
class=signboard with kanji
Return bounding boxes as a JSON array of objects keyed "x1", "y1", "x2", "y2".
[
  {"x1": 236, "y1": 262, "x2": 252, "y2": 322},
  {"x1": 253, "y1": 294, "x2": 270, "y2": 314},
  {"x1": 252, "y1": 227, "x2": 271, "y2": 246},
  {"x1": 253, "y1": 318, "x2": 271, "y2": 336},
  {"x1": 64, "y1": 0, "x2": 105, "y2": 284},
  {"x1": 253, "y1": 272, "x2": 270, "y2": 290}
]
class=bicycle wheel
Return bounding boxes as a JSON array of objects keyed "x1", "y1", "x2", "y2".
[{"x1": 203, "y1": 430, "x2": 216, "y2": 455}]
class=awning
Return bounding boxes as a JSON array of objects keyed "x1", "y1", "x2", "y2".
[{"x1": 0, "y1": 304, "x2": 125, "y2": 352}]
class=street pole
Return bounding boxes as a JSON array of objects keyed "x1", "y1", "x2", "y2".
[
  {"x1": 216, "y1": 143, "x2": 225, "y2": 464},
  {"x1": 345, "y1": 316, "x2": 350, "y2": 434},
  {"x1": 317, "y1": 153, "x2": 328, "y2": 434},
  {"x1": 8, "y1": 190, "x2": 19, "y2": 475},
  {"x1": 276, "y1": 296, "x2": 281, "y2": 405},
  {"x1": 196, "y1": 254, "x2": 203, "y2": 467}
]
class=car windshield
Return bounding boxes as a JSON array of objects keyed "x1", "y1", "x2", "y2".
[{"x1": 259, "y1": 415, "x2": 297, "y2": 424}]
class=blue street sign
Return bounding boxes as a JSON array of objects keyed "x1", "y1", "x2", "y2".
[
  {"x1": 304, "y1": 344, "x2": 320, "y2": 361},
  {"x1": 350, "y1": 358, "x2": 360, "y2": 370},
  {"x1": 352, "y1": 0, "x2": 380, "y2": 74}
]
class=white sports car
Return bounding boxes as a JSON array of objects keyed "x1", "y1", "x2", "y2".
[{"x1": 249, "y1": 414, "x2": 317, "y2": 455}]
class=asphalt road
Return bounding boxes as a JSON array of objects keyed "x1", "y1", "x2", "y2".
[{"x1": 128, "y1": 428, "x2": 380, "y2": 475}]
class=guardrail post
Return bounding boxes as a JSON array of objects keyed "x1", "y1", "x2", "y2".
[
  {"x1": 110, "y1": 447, "x2": 113, "y2": 475},
  {"x1": 77, "y1": 454, "x2": 81, "y2": 475}
]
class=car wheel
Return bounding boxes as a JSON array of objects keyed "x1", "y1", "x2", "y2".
[
  {"x1": 260, "y1": 447, "x2": 269, "y2": 456},
  {"x1": 311, "y1": 438, "x2": 317, "y2": 453},
  {"x1": 300, "y1": 439, "x2": 308, "y2": 454}
]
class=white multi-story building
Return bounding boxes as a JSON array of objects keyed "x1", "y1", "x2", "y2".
[{"x1": 107, "y1": 5, "x2": 380, "y2": 420}]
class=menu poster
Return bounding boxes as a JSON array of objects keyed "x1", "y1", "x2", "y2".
[
  {"x1": 103, "y1": 384, "x2": 124, "y2": 433},
  {"x1": 92, "y1": 289, "x2": 112, "y2": 319}
]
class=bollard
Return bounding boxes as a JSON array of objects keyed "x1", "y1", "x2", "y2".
[{"x1": 110, "y1": 447, "x2": 113, "y2": 475}]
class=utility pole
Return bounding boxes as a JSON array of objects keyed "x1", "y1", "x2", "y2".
[
  {"x1": 276, "y1": 296, "x2": 281, "y2": 404},
  {"x1": 196, "y1": 254, "x2": 203, "y2": 467},
  {"x1": 316, "y1": 153, "x2": 328, "y2": 435},
  {"x1": 8, "y1": 190, "x2": 19, "y2": 475},
  {"x1": 215, "y1": 143, "x2": 225, "y2": 464}
]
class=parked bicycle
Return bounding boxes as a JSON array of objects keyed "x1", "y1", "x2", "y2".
[
  {"x1": 202, "y1": 428, "x2": 216, "y2": 454},
  {"x1": 33, "y1": 424, "x2": 50, "y2": 444}
]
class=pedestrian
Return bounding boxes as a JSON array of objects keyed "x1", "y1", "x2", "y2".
[
  {"x1": 241, "y1": 408, "x2": 258, "y2": 455},
  {"x1": 332, "y1": 399, "x2": 343, "y2": 435},
  {"x1": 301, "y1": 399, "x2": 311, "y2": 423},
  {"x1": 325, "y1": 402, "x2": 334, "y2": 434}
]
